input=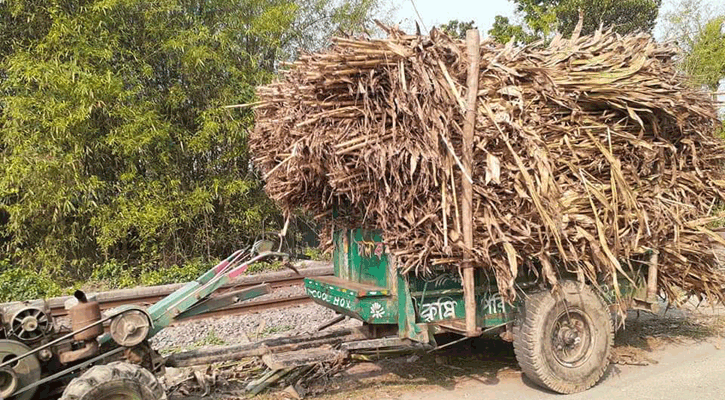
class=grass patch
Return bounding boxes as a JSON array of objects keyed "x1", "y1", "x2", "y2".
[{"x1": 259, "y1": 325, "x2": 294, "y2": 337}]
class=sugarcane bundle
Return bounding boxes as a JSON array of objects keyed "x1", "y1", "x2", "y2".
[{"x1": 250, "y1": 26, "x2": 725, "y2": 303}]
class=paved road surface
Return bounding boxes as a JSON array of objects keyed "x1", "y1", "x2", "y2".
[{"x1": 401, "y1": 340, "x2": 724, "y2": 400}]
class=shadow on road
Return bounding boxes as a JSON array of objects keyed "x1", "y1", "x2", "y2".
[
  {"x1": 311, "y1": 309, "x2": 725, "y2": 398},
  {"x1": 611, "y1": 308, "x2": 724, "y2": 365},
  {"x1": 308, "y1": 333, "x2": 520, "y2": 398}
]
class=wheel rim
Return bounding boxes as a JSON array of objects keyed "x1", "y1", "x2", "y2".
[{"x1": 551, "y1": 308, "x2": 594, "y2": 368}]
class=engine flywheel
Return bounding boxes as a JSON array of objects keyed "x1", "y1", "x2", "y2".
[{"x1": 0, "y1": 340, "x2": 41, "y2": 400}]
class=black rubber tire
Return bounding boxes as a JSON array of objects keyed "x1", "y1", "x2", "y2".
[
  {"x1": 60, "y1": 361, "x2": 166, "y2": 400},
  {"x1": 513, "y1": 281, "x2": 614, "y2": 394}
]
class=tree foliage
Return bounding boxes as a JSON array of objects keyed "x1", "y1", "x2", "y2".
[
  {"x1": 0, "y1": 0, "x2": 382, "y2": 281},
  {"x1": 488, "y1": 0, "x2": 662, "y2": 44},
  {"x1": 660, "y1": 0, "x2": 725, "y2": 91},
  {"x1": 684, "y1": 16, "x2": 725, "y2": 90},
  {"x1": 488, "y1": 15, "x2": 536, "y2": 44},
  {"x1": 439, "y1": 20, "x2": 476, "y2": 39}
]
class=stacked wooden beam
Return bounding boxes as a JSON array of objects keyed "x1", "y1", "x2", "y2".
[{"x1": 251, "y1": 27, "x2": 725, "y2": 302}]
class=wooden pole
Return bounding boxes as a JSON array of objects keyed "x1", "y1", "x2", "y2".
[
  {"x1": 647, "y1": 250, "x2": 659, "y2": 302},
  {"x1": 462, "y1": 29, "x2": 480, "y2": 337}
]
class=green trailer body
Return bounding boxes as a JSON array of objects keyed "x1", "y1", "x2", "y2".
[{"x1": 304, "y1": 228, "x2": 647, "y2": 344}]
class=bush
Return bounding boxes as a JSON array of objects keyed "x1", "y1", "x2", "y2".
[
  {"x1": 90, "y1": 260, "x2": 138, "y2": 289},
  {"x1": 0, "y1": 260, "x2": 63, "y2": 302},
  {"x1": 139, "y1": 260, "x2": 212, "y2": 286},
  {"x1": 303, "y1": 247, "x2": 331, "y2": 261},
  {"x1": 245, "y1": 260, "x2": 286, "y2": 274}
]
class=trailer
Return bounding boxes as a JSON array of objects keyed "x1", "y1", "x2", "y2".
[{"x1": 303, "y1": 227, "x2": 655, "y2": 394}]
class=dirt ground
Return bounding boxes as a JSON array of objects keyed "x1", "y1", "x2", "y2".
[{"x1": 169, "y1": 303, "x2": 725, "y2": 400}]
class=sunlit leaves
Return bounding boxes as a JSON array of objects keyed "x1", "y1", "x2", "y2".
[
  {"x1": 0, "y1": 0, "x2": 384, "y2": 280},
  {"x1": 488, "y1": 0, "x2": 662, "y2": 44}
]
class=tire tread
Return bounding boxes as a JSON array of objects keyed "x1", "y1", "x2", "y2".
[
  {"x1": 513, "y1": 282, "x2": 614, "y2": 394},
  {"x1": 60, "y1": 361, "x2": 166, "y2": 400}
]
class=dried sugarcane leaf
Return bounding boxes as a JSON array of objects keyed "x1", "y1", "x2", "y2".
[{"x1": 249, "y1": 26, "x2": 725, "y2": 306}]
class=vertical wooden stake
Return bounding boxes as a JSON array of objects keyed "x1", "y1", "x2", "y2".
[
  {"x1": 647, "y1": 250, "x2": 659, "y2": 302},
  {"x1": 462, "y1": 29, "x2": 480, "y2": 337}
]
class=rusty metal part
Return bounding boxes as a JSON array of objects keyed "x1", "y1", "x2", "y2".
[
  {"x1": 0, "y1": 307, "x2": 146, "y2": 374},
  {"x1": 500, "y1": 325, "x2": 514, "y2": 342},
  {"x1": 316, "y1": 314, "x2": 346, "y2": 331},
  {"x1": 110, "y1": 310, "x2": 150, "y2": 347},
  {"x1": 124, "y1": 346, "x2": 146, "y2": 365},
  {"x1": 58, "y1": 340, "x2": 99, "y2": 364},
  {"x1": 68, "y1": 301, "x2": 103, "y2": 342},
  {"x1": 165, "y1": 327, "x2": 367, "y2": 368},
  {"x1": 124, "y1": 343, "x2": 165, "y2": 374}
]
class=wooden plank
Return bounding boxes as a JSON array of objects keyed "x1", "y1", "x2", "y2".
[
  {"x1": 261, "y1": 347, "x2": 347, "y2": 370},
  {"x1": 340, "y1": 337, "x2": 409, "y2": 351},
  {"x1": 165, "y1": 328, "x2": 365, "y2": 367}
]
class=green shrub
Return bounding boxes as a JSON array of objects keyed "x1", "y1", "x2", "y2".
[
  {"x1": 245, "y1": 260, "x2": 285, "y2": 274},
  {"x1": 0, "y1": 260, "x2": 63, "y2": 302},
  {"x1": 303, "y1": 247, "x2": 331, "y2": 262},
  {"x1": 90, "y1": 260, "x2": 138, "y2": 289},
  {"x1": 139, "y1": 260, "x2": 212, "y2": 286}
]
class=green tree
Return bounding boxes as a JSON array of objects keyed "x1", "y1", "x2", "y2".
[
  {"x1": 555, "y1": 0, "x2": 661, "y2": 37},
  {"x1": 660, "y1": 0, "x2": 712, "y2": 52},
  {"x1": 0, "y1": 0, "x2": 382, "y2": 282},
  {"x1": 684, "y1": 16, "x2": 725, "y2": 90},
  {"x1": 660, "y1": 0, "x2": 725, "y2": 91},
  {"x1": 285, "y1": 0, "x2": 389, "y2": 56},
  {"x1": 440, "y1": 20, "x2": 476, "y2": 39},
  {"x1": 488, "y1": 0, "x2": 662, "y2": 44},
  {"x1": 488, "y1": 15, "x2": 535, "y2": 44}
]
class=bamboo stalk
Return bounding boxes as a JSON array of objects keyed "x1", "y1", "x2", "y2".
[
  {"x1": 442, "y1": 177, "x2": 448, "y2": 248},
  {"x1": 647, "y1": 250, "x2": 659, "y2": 302},
  {"x1": 462, "y1": 29, "x2": 480, "y2": 337}
]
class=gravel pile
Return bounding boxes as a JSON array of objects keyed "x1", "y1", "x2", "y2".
[{"x1": 152, "y1": 288, "x2": 361, "y2": 351}]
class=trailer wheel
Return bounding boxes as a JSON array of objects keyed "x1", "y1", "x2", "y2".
[
  {"x1": 60, "y1": 361, "x2": 166, "y2": 400},
  {"x1": 513, "y1": 281, "x2": 613, "y2": 394}
]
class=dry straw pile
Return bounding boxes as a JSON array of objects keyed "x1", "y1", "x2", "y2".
[{"x1": 250, "y1": 26, "x2": 725, "y2": 302}]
